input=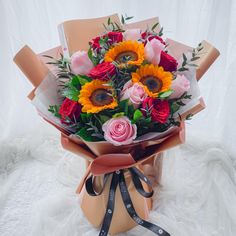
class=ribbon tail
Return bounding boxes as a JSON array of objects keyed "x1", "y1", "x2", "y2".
[
  {"x1": 98, "y1": 171, "x2": 120, "y2": 236},
  {"x1": 119, "y1": 171, "x2": 170, "y2": 236}
]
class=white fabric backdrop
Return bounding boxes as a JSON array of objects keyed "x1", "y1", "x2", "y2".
[{"x1": 0, "y1": 0, "x2": 236, "y2": 236}]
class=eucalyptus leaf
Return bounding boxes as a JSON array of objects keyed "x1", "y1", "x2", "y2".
[{"x1": 151, "y1": 22, "x2": 159, "y2": 31}]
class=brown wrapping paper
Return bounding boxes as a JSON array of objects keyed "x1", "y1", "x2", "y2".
[
  {"x1": 81, "y1": 167, "x2": 152, "y2": 235},
  {"x1": 13, "y1": 14, "x2": 220, "y2": 235},
  {"x1": 60, "y1": 14, "x2": 121, "y2": 53}
]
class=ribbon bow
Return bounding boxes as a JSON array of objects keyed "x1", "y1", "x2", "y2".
[{"x1": 85, "y1": 167, "x2": 170, "y2": 236}]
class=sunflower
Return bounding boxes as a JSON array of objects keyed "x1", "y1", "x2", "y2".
[
  {"x1": 132, "y1": 64, "x2": 172, "y2": 97},
  {"x1": 104, "y1": 40, "x2": 144, "y2": 66},
  {"x1": 79, "y1": 80, "x2": 118, "y2": 113}
]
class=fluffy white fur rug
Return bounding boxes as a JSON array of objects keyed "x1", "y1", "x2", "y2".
[{"x1": 0, "y1": 131, "x2": 236, "y2": 236}]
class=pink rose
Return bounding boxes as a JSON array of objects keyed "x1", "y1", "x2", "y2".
[
  {"x1": 120, "y1": 81, "x2": 147, "y2": 108},
  {"x1": 144, "y1": 38, "x2": 165, "y2": 65},
  {"x1": 170, "y1": 74, "x2": 190, "y2": 99},
  {"x1": 70, "y1": 51, "x2": 94, "y2": 75},
  {"x1": 102, "y1": 116, "x2": 137, "y2": 146},
  {"x1": 123, "y1": 29, "x2": 141, "y2": 41}
]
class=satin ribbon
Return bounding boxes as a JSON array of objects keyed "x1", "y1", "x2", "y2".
[{"x1": 85, "y1": 167, "x2": 170, "y2": 236}]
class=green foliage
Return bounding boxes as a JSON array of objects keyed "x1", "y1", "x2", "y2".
[
  {"x1": 99, "y1": 114, "x2": 110, "y2": 123},
  {"x1": 113, "y1": 112, "x2": 125, "y2": 118},
  {"x1": 61, "y1": 74, "x2": 91, "y2": 101},
  {"x1": 121, "y1": 14, "x2": 134, "y2": 25},
  {"x1": 151, "y1": 22, "x2": 159, "y2": 31},
  {"x1": 43, "y1": 53, "x2": 72, "y2": 84},
  {"x1": 77, "y1": 75, "x2": 92, "y2": 85},
  {"x1": 48, "y1": 105, "x2": 61, "y2": 118},
  {"x1": 158, "y1": 27, "x2": 164, "y2": 36},
  {"x1": 178, "y1": 43, "x2": 204, "y2": 71},
  {"x1": 158, "y1": 90, "x2": 174, "y2": 99},
  {"x1": 76, "y1": 113, "x2": 104, "y2": 142},
  {"x1": 186, "y1": 113, "x2": 194, "y2": 120},
  {"x1": 62, "y1": 86, "x2": 80, "y2": 101},
  {"x1": 133, "y1": 109, "x2": 143, "y2": 122},
  {"x1": 88, "y1": 47, "x2": 101, "y2": 66},
  {"x1": 103, "y1": 17, "x2": 124, "y2": 32}
]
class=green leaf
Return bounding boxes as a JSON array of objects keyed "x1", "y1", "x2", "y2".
[
  {"x1": 178, "y1": 67, "x2": 189, "y2": 72},
  {"x1": 158, "y1": 90, "x2": 174, "y2": 98},
  {"x1": 80, "y1": 113, "x2": 92, "y2": 123},
  {"x1": 186, "y1": 113, "x2": 193, "y2": 120},
  {"x1": 77, "y1": 75, "x2": 92, "y2": 86},
  {"x1": 113, "y1": 112, "x2": 125, "y2": 118},
  {"x1": 188, "y1": 63, "x2": 198, "y2": 67},
  {"x1": 190, "y1": 56, "x2": 200, "y2": 61},
  {"x1": 121, "y1": 15, "x2": 125, "y2": 24},
  {"x1": 119, "y1": 99, "x2": 129, "y2": 115},
  {"x1": 133, "y1": 109, "x2": 143, "y2": 122},
  {"x1": 62, "y1": 87, "x2": 80, "y2": 101},
  {"x1": 176, "y1": 101, "x2": 186, "y2": 106},
  {"x1": 170, "y1": 103, "x2": 180, "y2": 114},
  {"x1": 71, "y1": 75, "x2": 80, "y2": 87},
  {"x1": 184, "y1": 94, "x2": 192, "y2": 99},
  {"x1": 48, "y1": 105, "x2": 61, "y2": 118},
  {"x1": 125, "y1": 16, "x2": 134, "y2": 21},
  {"x1": 88, "y1": 48, "x2": 98, "y2": 66},
  {"x1": 183, "y1": 53, "x2": 187, "y2": 63},
  {"x1": 99, "y1": 115, "x2": 110, "y2": 123},
  {"x1": 108, "y1": 17, "x2": 111, "y2": 25},
  {"x1": 158, "y1": 27, "x2": 164, "y2": 36},
  {"x1": 151, "y1": 22, "x2": 159, "y2": 31},
  {"x1": 77, "y1": 127, "x2": 95, "y2": 142}
]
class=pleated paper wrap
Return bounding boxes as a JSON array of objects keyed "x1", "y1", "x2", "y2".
[{"x1": 14, "y1": 14, "x2": 220, "y2": 235}]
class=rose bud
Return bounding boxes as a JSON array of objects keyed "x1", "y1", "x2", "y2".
[
  {"x1": 89, "y1": 62, "x2": 116, "y2": 81},
  {"x1": 144, "y1": 38, "x2": 165, "y2": 65},
  {"x1": 70, "y1": 50, "x2": 94, "y2": 75},
  {"x1": 169, "y1": 74, "x2": 190, "y2": 99},
  {"x1": 142, "y1": 97, "x2": 170, "y2": 124},
  {"x1": 120, "y1": 81, "x2": 147, "y2": 108},
  {"x1": 141, "y1": 32, "x2": 166, "y2": 46},
  {"x1": 102, "y1": 116, "x2": 137, "y2": 146},
  {"x1": 59, "y1": 98, "x2": 81, "y2": 124}
]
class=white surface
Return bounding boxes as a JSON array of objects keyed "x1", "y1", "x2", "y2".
[
  {"x1": 1, "y1": 129, "x2": 236, "y2": 236},
  {"x1": 1, "y1": 0, "x2": 236, "y2": 235}
]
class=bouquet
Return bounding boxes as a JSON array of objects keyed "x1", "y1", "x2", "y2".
[{"x1": 14, "y1": 14, "x2": 219, "y2": 236}]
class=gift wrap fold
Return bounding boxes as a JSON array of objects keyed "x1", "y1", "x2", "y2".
[{"x1": 14, "y1": 14, "x2": 220, "y2": 236}]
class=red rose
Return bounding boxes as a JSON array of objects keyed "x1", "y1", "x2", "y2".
[
  {"x1": 90, "y1": 36, "x2": 101, "y2": 50},
  {"x1": 142, "y1": 97, "x2": 170, "y2": 124},
  {"x1": 59, "y1": 98, "x2": 81, "y2": 124},
  {"x1": 159, "y1": 51, "x2": 178, "y2": 72},
  {"x1": 90, "y1": 32, "x2": 123, "y2": 50},
  {"x1": 141, "y1": 32, "x2": 166, "y2": 46},
  {"x1": 89, "y1": 62, "x2": 116, "y2": 80},
  {"x1": 107, "y1": 32, "x2": 123, "y2": 45}
]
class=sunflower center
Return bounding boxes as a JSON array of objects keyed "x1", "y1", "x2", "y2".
[
  {"x1": 90, "y1": 88, "x2": 113, "y2": 106},
  {"x1": 115, "y1": 51, "x2": 138, "y2": 63},
  {"x1": 140, "y1": 76, "x2": 163, "y2": 93}
]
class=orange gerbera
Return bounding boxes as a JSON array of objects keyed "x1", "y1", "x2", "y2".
[
  {"x1": 78, "y1": 80, "x2": 117, "y2": 113},
  {"x1": 104, "y1": 40, "x2": 144, "y2": 66},
  {"x1": 132, "y1": 64, "x2": 173, "y2": 97}
]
